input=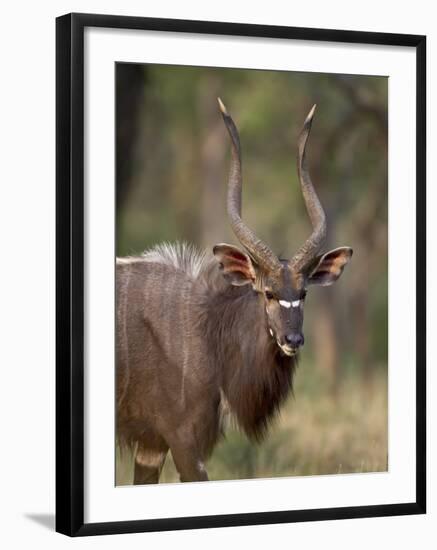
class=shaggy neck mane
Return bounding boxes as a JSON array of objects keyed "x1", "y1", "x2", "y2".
[{"x1": 204, "y1": 284, "x2": 297, "y2": 442}]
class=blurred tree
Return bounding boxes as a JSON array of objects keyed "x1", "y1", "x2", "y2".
[
  {"x1": 310, "y1": 76, "x2": 388, "y2": 393},
  {"x1": 116, "y1": 64, "x2": 146, "y2": 213}
]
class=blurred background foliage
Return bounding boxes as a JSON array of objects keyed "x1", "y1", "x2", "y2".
[{"x1": 115, "y1": 63, "x2": 388, "y2": 484}]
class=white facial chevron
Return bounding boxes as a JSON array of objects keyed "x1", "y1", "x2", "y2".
[{"x1": 279, "y1": 299, "x2": 301, "y2": 308}]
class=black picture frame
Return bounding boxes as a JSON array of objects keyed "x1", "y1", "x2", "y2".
[{"x1": 56, "y1": 12, "x2": 426, "y2": 537}]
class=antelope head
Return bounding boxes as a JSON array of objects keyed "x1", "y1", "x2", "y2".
[{"x1": 214, "y1": 98, "x2": 353, "y2": 357}]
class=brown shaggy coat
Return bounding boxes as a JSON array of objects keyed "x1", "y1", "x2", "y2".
[{"x1": 116, "y1": 243, "x2": 296, "y2": 482}]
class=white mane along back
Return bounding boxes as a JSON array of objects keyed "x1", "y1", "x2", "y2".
[{"x1": 141, "y1": 242, "x2": 209, "y2": 280}]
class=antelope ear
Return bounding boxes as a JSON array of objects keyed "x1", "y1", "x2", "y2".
[
  {"x1": 307, "y1": 247, "x2": 353, "y2": 287},
  {"x1": 213, "y1": 243, "x2": 256, "y2": 286}
]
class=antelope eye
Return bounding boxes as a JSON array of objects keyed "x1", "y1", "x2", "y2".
[{"x1": 265, "y1": 290, "x2": 274, "y2": 300}]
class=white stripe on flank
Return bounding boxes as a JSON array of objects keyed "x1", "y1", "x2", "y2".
[
  {"x1": 279, "y1": 300, "x2": 291, "y2": 308},
  {"x1": 291, "y1": 300, "x2": 300, "y2": 308}
]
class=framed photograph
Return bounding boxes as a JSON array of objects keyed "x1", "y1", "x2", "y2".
[{"x1": 56, "y1": 12, "x2": 426, "y2": 536}]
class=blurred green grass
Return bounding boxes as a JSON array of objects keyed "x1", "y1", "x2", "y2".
[{"x1": 116, "y1": 368, "x2": 387, "y2": 485}]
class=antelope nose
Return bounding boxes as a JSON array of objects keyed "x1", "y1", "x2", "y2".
[{"x1": 285, "y1": 333, "x2": 304, "y2": 349}]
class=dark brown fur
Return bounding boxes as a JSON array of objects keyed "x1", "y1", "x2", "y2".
[
  {"x1": 116, "y1": 245, "x2": 296, "y2": 483},
  {"x1": 203, "y1": 283, "x2": 296, "y2": 442}
]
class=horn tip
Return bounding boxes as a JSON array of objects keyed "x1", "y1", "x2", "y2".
[
  {"x1": 217, "y1": 97, "x2": 228, "y2": 115},
  {"x1": 306, "y1": 104, "x2": 317, "y2": 123}
]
